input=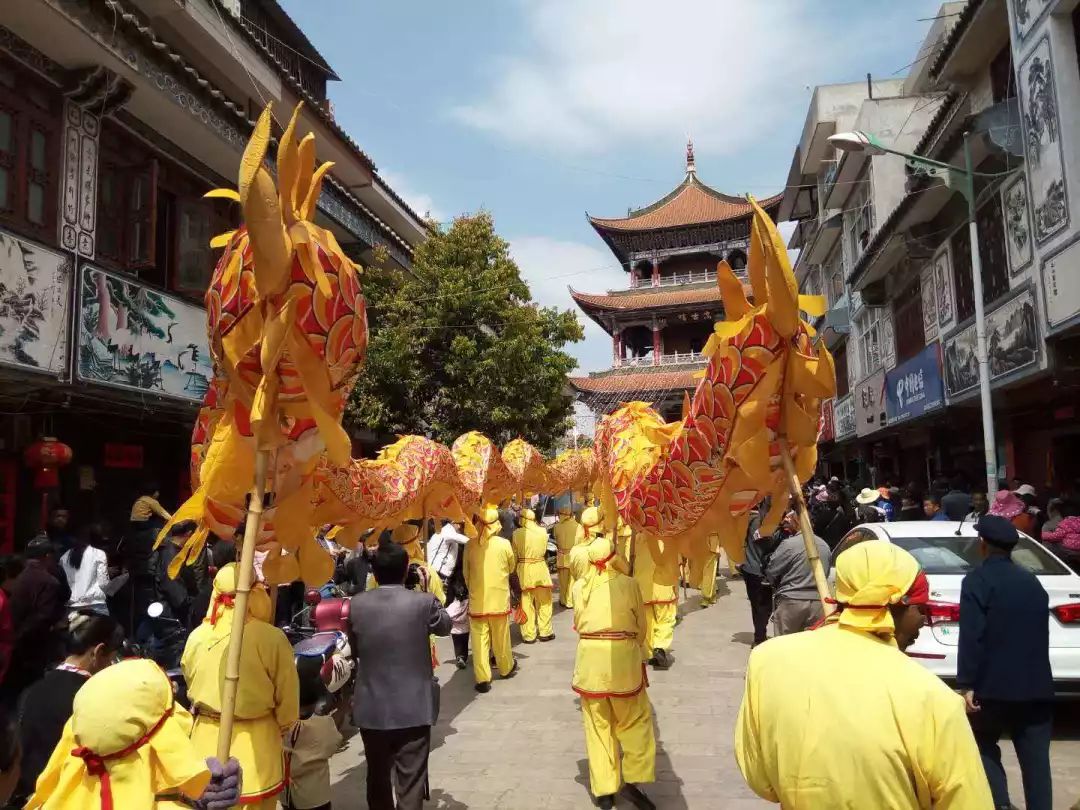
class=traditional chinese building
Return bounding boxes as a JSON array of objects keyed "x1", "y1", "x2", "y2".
[{"x1": 569, "y1": 143, "x2": 780, "y2": 422}]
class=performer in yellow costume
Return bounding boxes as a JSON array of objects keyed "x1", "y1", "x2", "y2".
[
  {"x1": 26, "y1": 658, "x2": 242, "y2": 809},
  {"x1": 624, "y1": 527, "x2": 678, "y2": 670},
  {"x1": 570, "y1": 522, "x2": 656, "y2": 810},
  {"x1": 512, "y1": 508, "x2": 554, "y2": 642},
  {"x1": 736, "y1": 542, "x2": 993, "y2": 809},
  {"x1": 686, "y1": 533, "x2": 721, "y2": 607},
  {"x1": 464, "y1": 505, "x2": 518, "y2": 692},
  {"x1": 553, "y1": 502, "x2": 582, "y2": 608},
  {"x1": 182, "y1": 564, "x2": 299, "y2": 808}
]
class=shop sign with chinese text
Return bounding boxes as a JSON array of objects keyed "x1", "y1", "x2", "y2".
[{"x1": 885, "y1": 343, "x2": 944, "y2": 425}]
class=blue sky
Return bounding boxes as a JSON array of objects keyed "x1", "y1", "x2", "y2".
[{"x1": 282, "y1": 0, "x2": 944, "y2": 375}]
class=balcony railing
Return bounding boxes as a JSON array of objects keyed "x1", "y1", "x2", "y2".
[
  {"x1": 619, "y1": 351, "x2": 706, "y2": 368},
  {"x1": 630, "y1": 268, "x2": 716, "y2": 289}
]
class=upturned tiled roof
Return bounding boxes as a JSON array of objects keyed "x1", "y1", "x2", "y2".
[
  {"x1": 569, "y1": 285, "x2": 738, "y2": 312},
  {"x1": 569, "y1": 369, "x2": 700, "y2": 394},
  {"x1": 589, "y1": 175, "x2": 781, "y2": 233}
]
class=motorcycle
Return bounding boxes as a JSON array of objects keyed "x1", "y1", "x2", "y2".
[
  {"x1": 282, "y1": 588, "x2": 355, "y2": 727},
  {"x1": 141, "y1": 601, "x2": 190, "y2": 707}
]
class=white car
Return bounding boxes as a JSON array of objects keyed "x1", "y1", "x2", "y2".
[{"x1": 830, "y1": 520, "x2": 1080, "y2": 696}]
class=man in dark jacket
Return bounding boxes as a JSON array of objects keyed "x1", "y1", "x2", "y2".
[
  {"x1": 738, "y1": 507, "x2": 782, "y2": 646},
  {"x1": 151, "y1": 520, "x2": 206, "y2": 626},
  {"x1": 941, "y1": 475, "x2": 973, "y2": 522},
  {"x1": 350, "y1": 542, "x2": 452, "y2": 810},
  {"x1": 7, "y1": 536, "x2": 67, "y2": 694},
  {"x1": 957, "y1": 515, "x2": 1053, "y2": 810}
]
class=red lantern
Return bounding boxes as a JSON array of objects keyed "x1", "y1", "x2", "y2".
[{"x1": 24, "y1": 437, "x2": 73, "y2": 489}]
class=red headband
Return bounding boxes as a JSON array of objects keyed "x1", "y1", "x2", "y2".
[
  {"x1": 905, "y1": 571, "x2": 930, "y2": 606},
  {"x1": 207, "y1": 592, "x2": 235, "y2": 626},
  {"x1": 592, "y1": 549, "x2": 617, "y2": 573}
]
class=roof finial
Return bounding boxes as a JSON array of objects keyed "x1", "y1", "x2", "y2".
[{"x1": 685, "y1": 138, "x2": 696, "y2": 175}]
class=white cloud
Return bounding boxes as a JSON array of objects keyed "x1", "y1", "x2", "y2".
[
  {"x1": 508, "y1": 235, "x2": 626, "y2": 374},
  {"x1": 378, "y1": 170, "x2": 445, "y2": 223},
  {"x1": 453, "y1": 0, "x2": 852, "y2": 154}
]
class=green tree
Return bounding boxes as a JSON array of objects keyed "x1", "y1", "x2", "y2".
[{"x1": 347, "y1": 213, "x2": 584, "y2": 453}]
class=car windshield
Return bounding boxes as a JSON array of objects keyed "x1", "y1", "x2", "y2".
[{"x1": 888, "y1": 534, "x2": 1070, "y2": 576}]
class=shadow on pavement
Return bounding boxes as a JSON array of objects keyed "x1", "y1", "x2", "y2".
[{"x1": 730, "y1": 631, "x2": 755, "y2": 647}]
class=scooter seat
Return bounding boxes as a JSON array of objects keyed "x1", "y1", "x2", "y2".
[{"x1": 293, "y1": 632, "x2": 339, "y2": 658}]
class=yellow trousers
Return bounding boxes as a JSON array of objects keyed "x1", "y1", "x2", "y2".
[
  {"x1": 695, "y1": 553, "x2": 719, "y2": 603},
  {"x1": 645, "y1": 602, "x2": 676, "y2": 651},
  {"x1": 520, "y1": 587, "x2": 554, "y2": 642},
  {"x1": 581, "y1": 691, "x2": 656, "y2": 797},
  {"x1": 558, "y1": 567, "x2": 574, "y2": 608},
  {"x1": 470, "y1": 614, "x2": 513, "y2": 684}
]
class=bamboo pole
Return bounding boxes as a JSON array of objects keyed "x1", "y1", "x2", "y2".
[
  {"x1": 778, "y1": 443, "x2": 832, "y2": 612},
  {"x1": 216, "y1": 448, "x2": 270, "y2": 762}
]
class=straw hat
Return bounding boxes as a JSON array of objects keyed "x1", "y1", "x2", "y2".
[{"x1": 855, "y1": 487, "x2": 880, "y2": 506}]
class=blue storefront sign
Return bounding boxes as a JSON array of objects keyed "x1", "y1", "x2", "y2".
[{"x1": 885, "y1": 343, "x2": 944, "y2": 425}]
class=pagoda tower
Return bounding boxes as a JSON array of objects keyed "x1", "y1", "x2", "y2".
[{"x1": 570, "y1": 142, "x2": 781, "y2": 421}]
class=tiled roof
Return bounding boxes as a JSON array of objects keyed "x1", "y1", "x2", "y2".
[
  {"x1": 929, "y1": 0, "x2": 988, "y2": 80},
  {"x1": 589, "y1": 175, "x2": 781, "y2": 233},
  {"x1": 569, "y1": 369, "x2": 700, "y2": 394},
  {"x1": 569, "y1": 285, "x2": 736, "y2": 312}
]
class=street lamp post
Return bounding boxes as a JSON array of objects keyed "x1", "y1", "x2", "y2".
[{"x1": 827, "y1": 130, "x2": 1001, "y2": 498}]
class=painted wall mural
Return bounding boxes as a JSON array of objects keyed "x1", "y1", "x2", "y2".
[
  {"x1": 76, "y1": 265, "x2": 211, "y2": 402},
  {"x1": 920, "y1": 264, "x2": 938, "y2": 342},
  {"x1": 943, "y1": 287, "x2": 1039, "y2": 399},
  {"x1": 0, "y1": 229, "x2": 71, "y2": 374},
  {"x1": 1018, "y1": 36, "x2": 1068, "y2": 246},
  {"x1": 1041, "y1": 232, "x2": 1080, "y2": 333},
  {"x1": 1011, "y1": 0, "x2": 1052, "y2": 45},
  {"x1": 934, "y1": 249, "x2": 954, "y2": 329},
  {"x1": 1001, "y1": 173, "x2": 1033, "y2": 275}
]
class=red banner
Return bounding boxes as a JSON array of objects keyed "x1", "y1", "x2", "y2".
[
  {"x1": 103, "y1": 443, "x2": 144, "y2": 469},
  {"x1": 818, "y1": 399, "x2": 835, "y2": 443}
]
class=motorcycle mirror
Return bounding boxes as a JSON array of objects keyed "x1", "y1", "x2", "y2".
[
  {"x1": 304, "y1": 589, "x2": 322, "y2": 607},
  {"x1": 147, "y1": 602, "x2": 165, "y2": 619}
]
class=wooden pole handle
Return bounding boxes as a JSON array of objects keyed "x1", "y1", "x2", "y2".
[
  {"x1": 216, "y1": 448, "x2": 270, "y2": 762},
  {"x1": 778, "y1": 442, "x2": 832, "y2": 612}
]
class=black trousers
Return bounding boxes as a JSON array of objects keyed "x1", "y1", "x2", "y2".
[
  {"x1": 969, "y1": 699, "x2": 1053, "y2": 810},
  {"x1": 742, "y1": 572, "x2": 773, "y2": 645},
  {"x1": 359, "y1": 725, "x2": 431, "y2": 810},
  {"x1": 452, "y1": 632, "x2": 469, "y2": 660}
]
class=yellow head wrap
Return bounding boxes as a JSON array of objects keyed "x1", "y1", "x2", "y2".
[
  {"x1": 833, "y1": 542, "x2": 922, "y2": 638},
  {"x1": 29, "y1": 659, "x2": 211, "y2": 809},
  {"x1": 391, "y1": 523, "x2": 424, "y2": 562},
  {"x1": 580, "y1": 506, "x2": 602, "y2": 531},
  {"x1": 520, "y1": 508, "x2": 536, "y2": 523},
  {"x1": 569, "y1": 535, "x2": 625, "y2": 606},
  {"x1": 204, "y1": 562, "x2": 272, "y2": 629}
]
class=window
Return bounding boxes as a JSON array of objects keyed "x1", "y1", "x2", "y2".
[
  {"x1": 0, "y1": 54, "x2": 61, "y2": 241},
  {"x1": 989, "y1": 45, "x2": 1016, "y2": 104},
  {"x1": 892, "y1": 279, "x2": 924, "y2": 363},
  {"x1": 825, "y1": 250, "x2": 845, "y2": 307},
  {"x1": 834, "y1": 344, "x2": 850, "y2": 398},
  {"x1": 950, "y1": 192, "x2": 1010, "y2": 324},
  {"x1": 856, "y1": 309, "x2": 882, "y2": 378},
  {"x1": 96, "y1": 120, "x2": 236, "y2": 298},
  {"x1": 96, "y1": 157, "x2": 158, "y2": 271},
  {"x1": 845, "y1": 172, "x2": 873, "y2": 266}
]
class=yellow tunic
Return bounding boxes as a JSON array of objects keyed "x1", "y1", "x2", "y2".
[
  {"x1": 553, "y1": 515, "x2": 581, "y2": 571},
  {"x1": 735, "y1": 623, "x2": 994, "y2": 809},
  {"x1": 512, "y1": 519, "x2": 553, "y2": 591},
  {"x1": 181, "y1": 566, "x2": 299, "y2": 804},
  {"x1": 464, "y1": 532, "x2": 516, "y2": 617},
  {"x1": 631, "y1": 535, "x2": 678, "y2": 605},
  {"x1": 571, "y1": 567, "x2": 649, "y2": 697},
  {"x1": 27, "y1": 659, "x2": 211, "y2": 810}
]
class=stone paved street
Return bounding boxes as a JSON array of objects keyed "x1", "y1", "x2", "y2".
[{"x1": 329, "y1": 571, "x2": 1080, "y2": 809}]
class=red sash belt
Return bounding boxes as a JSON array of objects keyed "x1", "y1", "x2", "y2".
[{"x1": 579, "y1": 630, "x2": 637, "y2": 641}]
